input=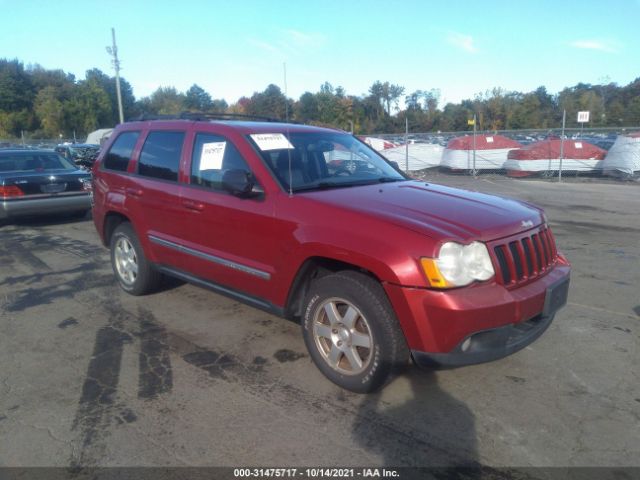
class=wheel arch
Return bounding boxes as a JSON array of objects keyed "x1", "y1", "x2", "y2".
[
  {"x1": 284, "y1": 256, "x2": 384, "y2": 320},
  {"x1": 102, "y1": 211, "x2": 131, "y2": 247}
]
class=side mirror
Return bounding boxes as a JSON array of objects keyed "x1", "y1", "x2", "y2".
[
  {"x1": 388, "y1": 160, "x2": 402, "y2": 173},
  {"x1": 222, "y1": 169, "x2": 256, "y2": 197}
]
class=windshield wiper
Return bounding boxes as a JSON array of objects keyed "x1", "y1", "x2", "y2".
[
  {"x1": 291, "y1": 177, "x2": 405, "y2": 193},
  {"x1": 292, "y1": 182, "x2": 355, "y2": 192}
]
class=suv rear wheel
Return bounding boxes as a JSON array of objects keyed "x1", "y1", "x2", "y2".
[
  {"x1": 302, "y1": 271, "x2": 409, "y2": 393},
  {"x1": 110, "y1": 223, "x2": 161, "y2": 295}
]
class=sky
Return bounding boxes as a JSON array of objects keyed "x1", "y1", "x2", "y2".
[{"x1": 1, "y1": 0, "x2": 638, "y2": 107}]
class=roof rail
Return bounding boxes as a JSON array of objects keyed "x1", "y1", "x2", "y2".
[{"x1": 128, "y1": 112, "x2": 284, "y2": 123}]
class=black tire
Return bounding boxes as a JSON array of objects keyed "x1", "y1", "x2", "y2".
[
  {"x1": 302, "y1": 271, "x2": 409, "y2": 393},
  {"x1": 110, "y1": 223, "x2": 161, "y2": 296}
]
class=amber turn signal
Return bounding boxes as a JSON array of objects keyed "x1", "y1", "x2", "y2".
[{"x1": 420, "y1": 258, "x2": 450, "y2": 288}]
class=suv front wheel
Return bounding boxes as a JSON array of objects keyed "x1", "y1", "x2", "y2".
[
  {"x1": 110, "y1": 223, "x2": 161, "y2": 295},
  {"x1": 302, "y1": 271, "x2": 409, "y2": 393}
]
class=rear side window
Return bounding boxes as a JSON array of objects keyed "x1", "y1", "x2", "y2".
[
  {"x1": 138, "y1": 131, "x2": 185, "y2": 182},
  {"x1": 104, "y1": 131, "x2": 139, "y2": 171},
  {"x1": 190, "y1": 133, "x2": 251, "y2": 191}
]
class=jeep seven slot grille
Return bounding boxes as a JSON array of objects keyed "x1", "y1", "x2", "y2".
[{"x1": 492, "y1": 227, "x2": 557, "y2": 286}]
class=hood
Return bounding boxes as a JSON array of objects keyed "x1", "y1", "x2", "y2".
[{"x1": 303, "y1": 180, "x2": 544, "y2": 242}]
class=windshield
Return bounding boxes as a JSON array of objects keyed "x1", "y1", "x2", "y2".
[
  {"x1": 0, "y1": 152, "x2": 77, "y2": 173},
  {"x1": 248, "y1": 131, "x2": 406, "y2": 192}
]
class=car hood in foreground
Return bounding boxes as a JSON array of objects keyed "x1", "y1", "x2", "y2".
[{"x1": 302, "y1": 180, "x2": 544, "y2": 242}]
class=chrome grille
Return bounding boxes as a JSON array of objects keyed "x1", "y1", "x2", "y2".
[{"x1": 492, "y1": 227, "x2": 557, "y2": 286}]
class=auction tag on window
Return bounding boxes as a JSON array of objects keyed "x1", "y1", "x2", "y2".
[
  {"x1": 574, "y1": 142, "x2": 583, "y2": 149},
  {"x1": 250, "y1": 133, "x2": 294, "y2": 151},
  {"x1": 200, "y1": 142, "x2": 226, "y2": 170},
  {"x1": 486, "y1": 136, "x2": 494, "y2": 143}
]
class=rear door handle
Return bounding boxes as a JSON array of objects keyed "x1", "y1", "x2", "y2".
[
  {"x1": 126, "y1": 187, "x2": 143, "y2": 197},
  {"x1": 182, "y1": 200, "x2": 205, "y2": 211}
]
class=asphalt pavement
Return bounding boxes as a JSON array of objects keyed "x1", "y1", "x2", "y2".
[{"x1": 0, "y1": 173, "x2": 638, "y2": 470}]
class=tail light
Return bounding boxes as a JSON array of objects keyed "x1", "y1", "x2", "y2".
[{"x1": 0, "y1": 185, "x2": 24, "y2": 198}]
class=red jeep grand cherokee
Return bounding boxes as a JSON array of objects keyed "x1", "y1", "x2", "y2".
[{"x1": 92, "y1": 115, "x2": 570, "y2": 393}]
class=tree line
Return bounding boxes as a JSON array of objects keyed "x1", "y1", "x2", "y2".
[{"x1": 1, "y1": 58, "x2": 638, "y2": 139}]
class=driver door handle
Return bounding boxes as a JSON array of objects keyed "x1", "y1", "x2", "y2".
[{"x1": 182, "y1": 199, "x2": 205, "y2": 212}]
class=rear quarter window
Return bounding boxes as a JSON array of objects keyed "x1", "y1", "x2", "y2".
[{"x1": 104, "y1": 131, "x2": 140, "y2": 171}]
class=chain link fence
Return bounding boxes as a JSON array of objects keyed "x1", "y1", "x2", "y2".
[
  {"x1": 0, "y1": 138, "x2": 68, "y2": 149},
  {"x1": 372, "y1": 126, "x2": 640, "y2": 179}
]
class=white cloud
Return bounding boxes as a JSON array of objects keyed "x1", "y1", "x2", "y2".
[
  {"x1": 284, "y1": 29, "x2": 326, "y2": 49},
  {"x1": 246, "y1": 30, "x2": 326, "y2": 59},
  {"x1": 247, "y1": 38, "x2": 284, "y2": 56},
  {"x1": 446, "y1": 32, "x2": 478, "y2": 53},
  {"x1": 570, "y1": 39, "x2": 620, "y2": 53}
]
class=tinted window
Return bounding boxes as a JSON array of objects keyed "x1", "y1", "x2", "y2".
[
  {"x1": 104, "y1": 131, "x2": 139, "y2": 171},
  {"x1": 138, "y1": 131, "x2": 185, "y2": 182},
  {"x1": 0, "y1": 152, "x2": 75, "y2": 172},
  {"x1": 191, "y1": 133, "x2": 252, "y2": 191},
  {"x1": 247, "y1": 132, "x2": 405, "y2": 192}
]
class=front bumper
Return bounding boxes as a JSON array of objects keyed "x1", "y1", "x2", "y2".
[
  {"x1": 1, "y1": 194, "x2": 91, "y2": 219},
  {"x1": 384, "y1": 262, "x2": 570, "y2": 366},
  {"x1": 412, "y1": 301, "x2": 557, "y2": 368}
]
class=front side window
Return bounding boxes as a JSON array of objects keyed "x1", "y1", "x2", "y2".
[
  {"x1": 104, "y1": 131, "x2": 139, "y2": 171},
  {"x1": 190, "y1": 133, "x2": 252, "y2": 191},
  {"x1": 138, "y1": 131, "x2": 185, "y2": 182},
  {"x1": 247, "y1": 131, "x2": 406, "y2": 192}
]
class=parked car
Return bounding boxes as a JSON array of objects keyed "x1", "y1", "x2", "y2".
[
  {"x1": 0, "y1": 149, "x2": 92, "y2": 221},
  {"x1": 55, "y1": 143, "x2": 100, "y2": 169},
  {"x1": 92, "y1": 115, "x2": 570, "y2": 393}
]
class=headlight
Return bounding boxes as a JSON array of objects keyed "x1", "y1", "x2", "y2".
[{"x1": 421, "y1": 241, "x2": 494, "y2": 288}]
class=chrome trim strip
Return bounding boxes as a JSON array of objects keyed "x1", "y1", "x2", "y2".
[
  {"x1": 148, "y1": 235, "x2": 271, "y2": 280},
  {"x1": 1, "y1": 191, "x2": 88, "y2": 201}
]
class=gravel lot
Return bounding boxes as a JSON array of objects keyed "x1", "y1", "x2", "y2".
[{"x1": 0, "y1": 173, "x2": 638, "y2": 470}]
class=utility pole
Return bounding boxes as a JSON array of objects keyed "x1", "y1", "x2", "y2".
[
  {"x1": 283, "y1": 62, "x2": 289, "y2": 122},
  {"x1": 472, "y1": 114, "x2": 477, "y2": 177},
  {"x1": 106, "y1": 28, "x2": 124, "y2": 124},
  {"x1": 559, "y1": 109, "x2": 566, "y2": 183},
  {"x1": 405, "y1": 117, "x2": 409, "y2": 173}
]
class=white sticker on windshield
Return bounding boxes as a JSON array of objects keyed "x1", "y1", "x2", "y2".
[
  {"x1": 250, "y1": 133, "x2": 294, "y2": 151},
  {"x1": 200, "y1": 142, "x2": 226, "y2": 170},
  {"x1": 574, "y1": 142, "x2": 583, "y2": 149},
  {"x1": 486, "y1": 136, "x2": 494, "y2": 143}
]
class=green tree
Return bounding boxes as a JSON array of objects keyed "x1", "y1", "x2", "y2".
[
  {"x1": 139, "y1": 86, "x2": 186, "y2": 115},
  {"x1": 185, "y1": 84, "x2": 213, "y2": 111},
  {"x1": 84, "y1": 68, "x2": 136, "y2": 123},
  {"x1": 0, "y1": 59, "x2": 35, "y2": 111},
  {"x1": 65, "y1": 78, "x2": 112, "y2": 135},
  {"x1": 34, "y1": 86, "x2": 65, "y2": 137},
  {"x1": 244, "y1": 84, "x2": 291, "y2": 119}
]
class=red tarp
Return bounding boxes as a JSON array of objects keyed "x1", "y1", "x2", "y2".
[
  {"x1": 508, "y1": 139, "x2": 606, "y2": 160},
  {"x1": 446, "y1": 134, "x2": 522, "y2": 151}
]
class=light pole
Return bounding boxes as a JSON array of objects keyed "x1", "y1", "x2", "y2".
[{"x1": 106, "y1": 28, "x2": 124, "y2": 124}]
